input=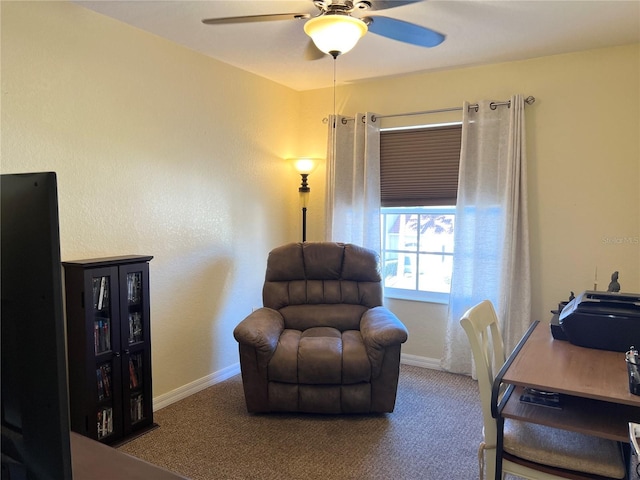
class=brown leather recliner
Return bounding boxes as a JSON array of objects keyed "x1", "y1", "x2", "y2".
[{"x1": 233, "y1": 242, "x2": 409, "y2": 414}]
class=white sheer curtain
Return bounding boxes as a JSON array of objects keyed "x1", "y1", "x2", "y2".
[
  {"x1": 441, "y1": 95, "x2": 531, "y2": 375},
  {"x1": 325, "y1": 113, "x2": 381, "y2": 252}
]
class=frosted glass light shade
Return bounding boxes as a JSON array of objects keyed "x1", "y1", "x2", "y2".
[
  {"x1": 304, "y1": 15, "x2": 367, "y2": 56},
  {"x1": 293, "y1": 158, "x2": 318, "y2": 174}
]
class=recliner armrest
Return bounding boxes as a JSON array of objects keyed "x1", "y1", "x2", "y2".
[
  {"x1": 233, "y1": 307, "x2": 285, "y2": 354},
  {"x1": 360, "y1": 306, "x2": 408, "y2": 348}
]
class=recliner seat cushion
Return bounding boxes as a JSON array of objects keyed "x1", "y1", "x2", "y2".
[
  {"x1": 299, "y1": 327, "x2": 342, "y2": 384},
  {"x1": 268, "y1": 327, "x2": 371, "y2": 385}
]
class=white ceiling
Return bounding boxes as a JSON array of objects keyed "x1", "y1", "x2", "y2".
[{"x1": 75, "y1": 0, "x2": 640, "y2": 91}]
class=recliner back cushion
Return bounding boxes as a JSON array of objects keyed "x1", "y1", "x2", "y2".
[{"x1": 262, "y1": 242, "x2": 383, "y2": 331}]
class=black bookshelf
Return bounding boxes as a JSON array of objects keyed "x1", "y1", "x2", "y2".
[{"x1": 63, "y1": 255, "x2": 156, "y2": 445}]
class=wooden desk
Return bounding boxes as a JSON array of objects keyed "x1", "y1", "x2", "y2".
[
  {"x1": 503, "y1": 320, "x2": 640, "y2": 407},
  {"x1": 71, "y1": 432, "x2": 189, "y2": 480},
  {"x1": 493, "y1": 321, "x2": 640, "y2": 479},
  {"x1": 499, "y1": 320, "x2": 640, "y2": 441}
]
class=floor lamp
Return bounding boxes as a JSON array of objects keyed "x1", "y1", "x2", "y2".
[{"x1": 292, "y1": 158, "x2": 318, "y2": 242}]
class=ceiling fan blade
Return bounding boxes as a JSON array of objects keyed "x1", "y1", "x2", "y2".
[
  {"x1": 304, "y1": 39, "x2": 326, "y2": 61},
  {"x1": 368, "y1": 0, "x2": 422, "y2": 11},
  {"x1": 364, "y1": 16, "x2": 445, "y2": 47},
  {"x1": 202, "y1": 13, "x2": 310, "y2": 25}
]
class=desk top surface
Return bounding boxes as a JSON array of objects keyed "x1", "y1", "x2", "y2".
[
  {"x1": 71, "y1": 432, "x2": 189, "y2": 480},
  {"x1": 502, "y1": 321, "x2": 640, "y2": 407}
]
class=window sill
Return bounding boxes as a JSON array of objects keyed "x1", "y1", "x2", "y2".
[{"x1": 383, "y1": 288, "x2": 450, "y2": 305}]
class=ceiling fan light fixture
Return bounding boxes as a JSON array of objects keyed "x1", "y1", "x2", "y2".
[{"x1": 304, "y1": 14, "x2": 367, "y2": 57}]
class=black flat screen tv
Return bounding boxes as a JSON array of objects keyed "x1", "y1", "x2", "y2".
[{"x1": 1, "y1": 172, "x2": 73, "y2": 480}]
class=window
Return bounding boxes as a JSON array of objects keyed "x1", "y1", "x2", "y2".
[
  {"x1": 379, "y1": 123, "x2": 461, "y2": 303},
  {"x1": 381, "y1": 206, "x2": 455, "y2": 303}
]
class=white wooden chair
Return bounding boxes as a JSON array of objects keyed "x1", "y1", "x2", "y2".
[{"x1": 460, "y1": 300, "x2": 626, "y2": 480}]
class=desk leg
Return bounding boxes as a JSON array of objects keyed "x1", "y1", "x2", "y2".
[
  {"x1": 624, "y1": 442, "x2": 633, "y2": 480},
  {"x1": 495, "y1": 415, "x2": 504, "y2": 480},
  {"x1": 490, "y1": 322, "x2": 538, "y2": 480},
  {"x1": 492, "y1": 384, "x2": 514, "y2": 480}
]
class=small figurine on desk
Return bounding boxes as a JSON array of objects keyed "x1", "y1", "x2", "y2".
[{"x1": 607, "y1": 271, "x2": 621, "y2": 292}]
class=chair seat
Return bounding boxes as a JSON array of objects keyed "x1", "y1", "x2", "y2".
[
  {"x1": 268, "y1": 327, "x2": 371, "y2": 384},
  {"x1": 504, "y1": 419, "x2": 626, "y2": 479}
]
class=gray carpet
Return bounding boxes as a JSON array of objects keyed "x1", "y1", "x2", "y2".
[{"x1": 118, "y1": 364, "x2": 485, "y2": 479}]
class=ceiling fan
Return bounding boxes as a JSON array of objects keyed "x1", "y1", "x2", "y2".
[{"x1": 202, "y1": 0, "x2": 445, "y2": 59}]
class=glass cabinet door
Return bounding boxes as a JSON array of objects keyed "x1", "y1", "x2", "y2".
[
  {"x1": 88, "y1": 267, "x2": 122, "y2": 441},
  {"x1": 119, "y1": 263, "x2": 152, "y2": 434}
]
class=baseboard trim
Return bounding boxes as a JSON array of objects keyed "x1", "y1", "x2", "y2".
[
  {"x1": 153, "y1": 363, "x2": 241, "y2": 411},
  {"x1": 153, "y1": 355, "x2": 440, "y2": 411},
  {"x1": 401, "y1": 353, "x2": 442, "y2": 370}
]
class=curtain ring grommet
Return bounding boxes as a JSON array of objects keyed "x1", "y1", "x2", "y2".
[{"x1": 341, "y1": 117, "x2": 348, "y2": 125}]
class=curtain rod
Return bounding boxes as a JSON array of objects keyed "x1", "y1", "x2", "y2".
[
  {"x1": 322, "y1": 96, "x2": 535, "y2": 124},
  {"x1": 372, "y1": 95, "x2": 535, "y2": 122}
]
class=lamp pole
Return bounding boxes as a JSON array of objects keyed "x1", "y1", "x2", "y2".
[
  {"x1": 299, "y1": 173, "x2": 310, "y2": 242},
  {"x1": 302, "y1": 206, "x2": 307, "y2": 242}
]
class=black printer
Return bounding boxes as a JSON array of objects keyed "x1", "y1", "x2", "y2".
[{"x1": 558, "y1": 290, "x2": 640, "y2": 352}]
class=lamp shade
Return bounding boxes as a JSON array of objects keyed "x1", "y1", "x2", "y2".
[
  {"x1": 293, "y1": 158, "x2": 318, "y2": 175},
  {"x1": 304, "y1": 15, "x2": 367, "y2": 57}
]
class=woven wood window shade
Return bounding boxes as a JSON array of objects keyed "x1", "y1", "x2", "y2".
[{"x1": 380, "y1": 124, "x2": 462, "y2": 207}]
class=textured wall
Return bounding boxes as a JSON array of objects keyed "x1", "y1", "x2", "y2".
[
  {"x1": 299, "y1": 44, "x2": 640, "y2": 361},
  {"x1": 1, "y1": 1, "x2": 305, "y2": 397}
]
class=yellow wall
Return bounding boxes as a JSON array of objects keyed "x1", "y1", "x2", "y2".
[
  {"x1": 299, "y1": 45, "x2": 640, "y2": 361},
  {"x1": 2, "y1": 1, "x2": 639, "y2": 393},
  {"x1": 1, "y1": 1, "x2": 304, "y2": 397}
]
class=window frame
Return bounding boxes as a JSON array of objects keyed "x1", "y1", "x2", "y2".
[{"x1": 381, "y1": 205, "x2": 455, "y2": 305}]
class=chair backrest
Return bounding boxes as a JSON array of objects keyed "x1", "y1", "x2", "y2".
[
  {"x1": 262, "y1": 242, "x2": 383, "y2": 331},
  {"x1": 459, "y1": 300, "x2": 507, "y2": 447}
]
